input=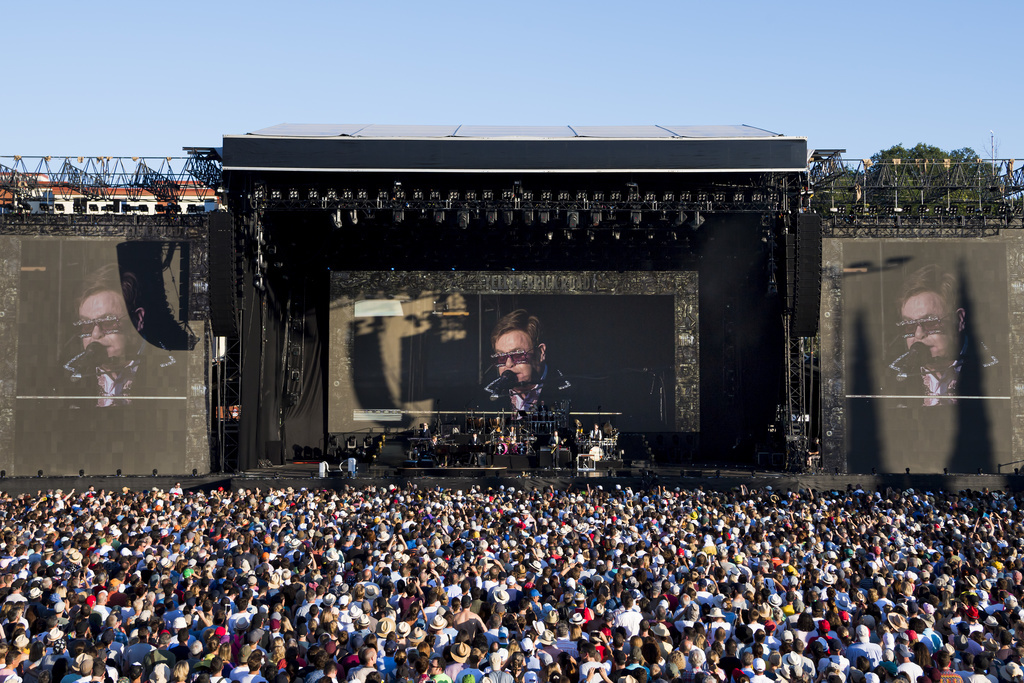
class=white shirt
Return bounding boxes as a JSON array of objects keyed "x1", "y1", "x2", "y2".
[{"x1": 616, "y1": 608, "x2": 643, "y2": 638}]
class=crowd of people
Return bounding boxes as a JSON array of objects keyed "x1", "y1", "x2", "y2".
[{"x1": 0, "y1": 482, "x2": 1022, "y2": 683}]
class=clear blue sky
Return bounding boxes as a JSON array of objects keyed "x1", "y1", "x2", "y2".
[{"x1": 3, "y1": 0, "x2": 1020, "y2": 162}]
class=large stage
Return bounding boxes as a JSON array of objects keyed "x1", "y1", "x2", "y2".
[{"x1": 2, "y1": 134, "x2": 1022, "y2": 480}]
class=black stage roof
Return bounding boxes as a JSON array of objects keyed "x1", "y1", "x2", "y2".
[{"x1": 222, "y1": 124, "x2": 808, "y2": 174}]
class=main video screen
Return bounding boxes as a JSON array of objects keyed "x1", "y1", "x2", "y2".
[{"x1": 329, "y1": 271, "x2": 697, "y2": 433}]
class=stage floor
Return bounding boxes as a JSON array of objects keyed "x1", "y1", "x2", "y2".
[{"x1": 0, "y1": 461, "x2": 1020, "y2": 496}]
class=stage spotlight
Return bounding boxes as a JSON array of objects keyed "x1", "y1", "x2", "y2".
[
  {"x1": 331, "y1": 208, "x2": 344, "y2": 229},
  {"x1": 79, "y1": 469, "x2": 84, "y2": 477},
  {"x1": 502, "y1": 211, "x2": 514, "y2": 225},
  {"x1": 630, "y1": 211, "x2": 642, "y2": 226},
  {"x1": 457, "y1": 211, "x2": 470, "y2": 229},
  {"x1": 545, "y1": 231, "x2": 554, "y2": 242},
  {"x1": 486, "y1": 210, "x2": 498, "y2": 225},
  {"x1": 393, "y1": 209, "x2": 404, "y2": 223},
  {"x1": 590, "y1": 211, "x2": 601, "y2": 226},
  {"x1": 539, "y1": 211, "x2": 550, "y2": 224},
  {"x1": 612, "y1": 229, "x2": 620, "y2": 240},
  {"x1": 152, "y1": 469, "x2": 158, "y2": 477},
  {"x1": 567, "y1": 211, "x2": 579, "y2": 229},
  {"x1": 522, "y1": 209, "x2": 534, "y2": 225},
  {"x1": 433, "y1": 210, "x2": 445, "y2": 223},
  {"x1": 672, "y1": 211, "x2": 687, "y2": 227},
  {"x1": 690, "y1": 211, "x2": 705, "y2": 229}
]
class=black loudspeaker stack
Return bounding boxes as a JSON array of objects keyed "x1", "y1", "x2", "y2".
[
  {"x1": 786, "y1": 214, "x2": 822, "y2": 337},
  {"x1": 209, "y1": 212, "x2": 238, "y2": 337}
]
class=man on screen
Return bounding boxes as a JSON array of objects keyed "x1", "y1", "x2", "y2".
[
  {"x1": 888, "y1": 264, "x2": 997, "y2": 406},
  {"x1": 485, "y1": 309, "x2": 570, "y2": 412},
  {"x1": 64, "y1": 264, "x2": 177, "y2": 407}
]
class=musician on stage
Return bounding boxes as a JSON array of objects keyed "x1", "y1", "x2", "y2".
[
  {"x1": 589, "y1": 423, "x2": 603, "y2": 441},
  {"x1": 425, "y1": 434, "x2": 447, "y2": 466},
  {"x1": 469, "y1": 431, "x2": 488, "y2": 467},
  {"x1": 484, "y1": 309, "x2": 571, "y2": 412}
]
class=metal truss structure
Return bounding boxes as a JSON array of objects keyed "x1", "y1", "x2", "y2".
[
  {"x1": 245, "y1": 175, "x2": 792, "y2": 225},
  {"x1": 213, "y1": 333, "x2": 242, "y2": 473},
  {"x1": 784, "y1": 326, "x2": 809, "y2": 471},
  {"x1": 807, "y1": 151, "x2": 1024, "y2": 236},
  {"x1": 0, "y1": 149, "x2": 221, "y2": 212}
]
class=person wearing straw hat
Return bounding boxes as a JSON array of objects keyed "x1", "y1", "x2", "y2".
[{"x1": 446, "y1": 643, "x2": 472, "y2": 681}]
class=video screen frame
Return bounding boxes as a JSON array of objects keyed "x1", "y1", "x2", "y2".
[{"x1": 328, "y1": 270, "x2": 699, "y2": 434}]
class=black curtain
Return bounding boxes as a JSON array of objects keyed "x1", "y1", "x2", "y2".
[{"x1": 281, "y1": 273, "x2": 327, "y2": 457}]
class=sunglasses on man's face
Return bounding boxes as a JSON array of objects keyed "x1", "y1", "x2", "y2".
[
  {"x1": 897, "y1": 315, "x2": 949, "y2": 339},
  {"x1": 74, "y1": 314, "x2": 130, "y2": 338},
  {"x1": 491, "y1": 349, "x2": 534, "y2": 370}
]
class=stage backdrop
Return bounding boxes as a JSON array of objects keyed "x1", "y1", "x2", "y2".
[
  {"x1": 328, "y1": 271, "x2": 698, "y2": 434},
  {"x1": 821, "y1": 237, "x2": 1019, "y2": 474},
  {"x1": 0, "y1": 236, "x2": 208, "y2": 476}
]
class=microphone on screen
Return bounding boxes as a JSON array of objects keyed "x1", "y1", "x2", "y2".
[
  {"x1": 908, "y1": 341, "x2": 931, "y2": 369},
  {"x1": 68, "y1": 342, "x2": 107, "y2": 382},
  {"x1": 485, "y1": 370, "x2": 519, "y2": 400}
]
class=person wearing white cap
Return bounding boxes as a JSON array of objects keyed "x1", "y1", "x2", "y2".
[
  {"x1": 750, "y1": 658, "x2": 771, "y2": 683},
  {"x1": 845, "y1": 625, "x2": 882, "y2": 669}
]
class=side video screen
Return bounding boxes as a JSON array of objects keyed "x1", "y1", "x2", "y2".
[
  {"x1": 14, "y1": 239, "x2": 192, "y2": 475},
  {"x1": 838, "y1": 240, "x2": 1010, "y2": 473}
]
